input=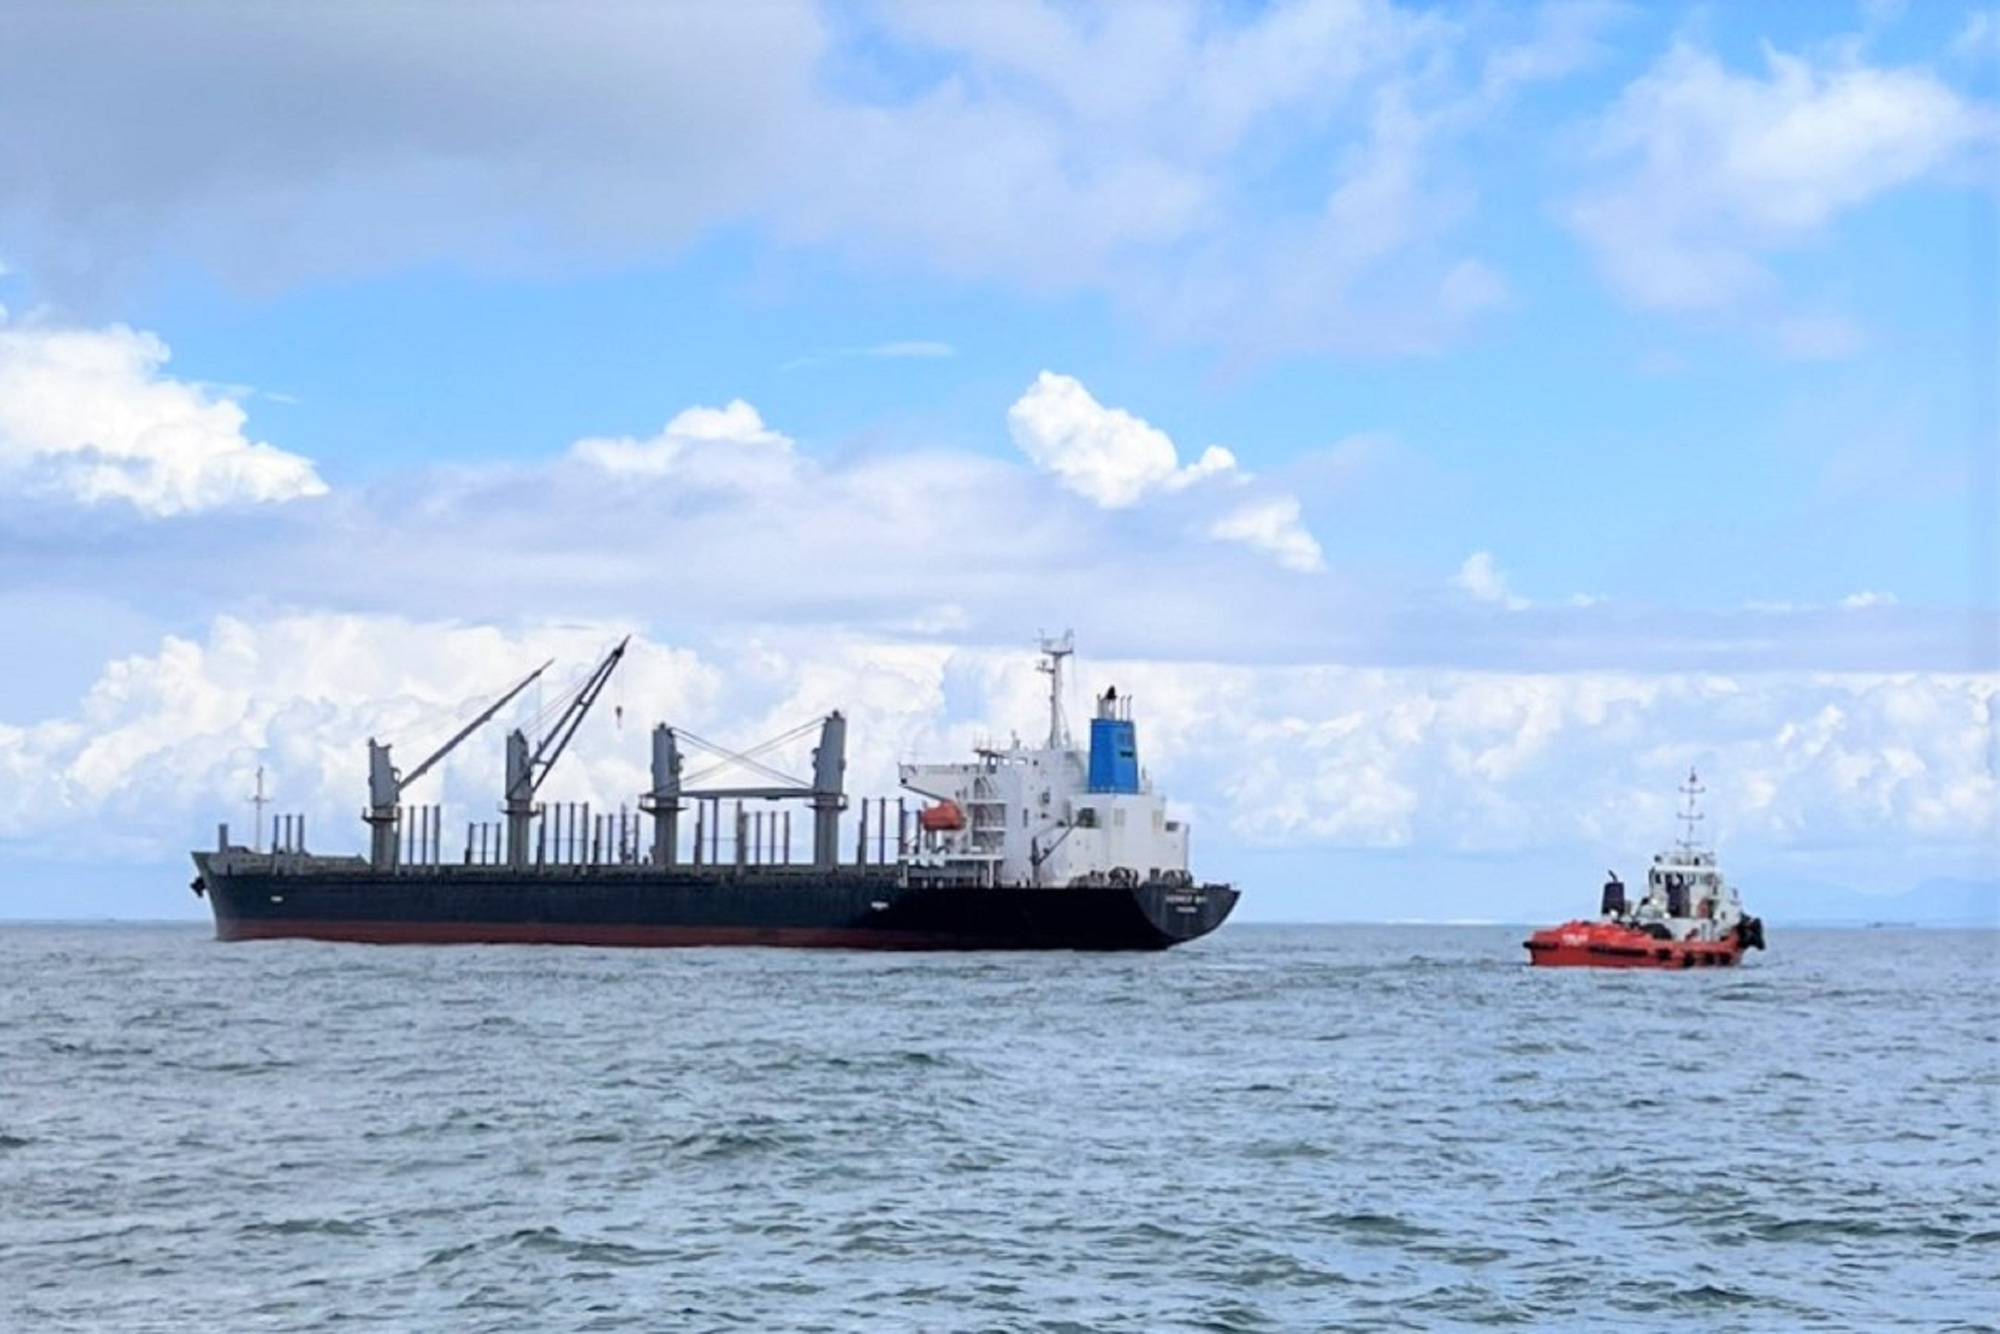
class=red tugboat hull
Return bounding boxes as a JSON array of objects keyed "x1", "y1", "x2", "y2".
[{"x1": 1524, "y1": 920, "x2": 1744, "y2": 969}]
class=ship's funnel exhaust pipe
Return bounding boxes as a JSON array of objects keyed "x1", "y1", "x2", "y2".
[
  {"x1": 1600, "y1": 873, "x2": 1627, "y2": 917},
  {"x1": 811, "y1": 711, "x2": 847, "y2": 871}
]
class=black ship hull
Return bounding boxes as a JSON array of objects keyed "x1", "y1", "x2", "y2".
[{"x1": 191, "y1": 861, "x2": 1239, "y2": 951}]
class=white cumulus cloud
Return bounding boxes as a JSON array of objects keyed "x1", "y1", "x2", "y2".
[
  {"x1": 1006, "y1": 371, "x2": 1325, "y2": 571},
  {"x1": 1140, "y1": 661, "x2": 2000, "y2": 865},
  {"x1": 0, "y1": 319, "x2": 327, "y2": 516},
  {"x1": 1454, "y1": 551, "x2": 1528, "y2": 609},
  {"x1": 1007, "y1": 371, "x2": 1236, "y2": 508},
  {"x1": 570, "y1": 399, "x2": 799, "y2": 491},
  {"x1": 4, "y1": 617, "x2": 1995, "y2": 912},
  {"x1": 0, "y1": 4, "x2": 1598, "y2": 361},
  {"x1": 1569, "y1": 39, "x2": 1991, "y2": 325},
  {"x1": 1208, "y1": 497, "x2": 1325, "y2": 573}
]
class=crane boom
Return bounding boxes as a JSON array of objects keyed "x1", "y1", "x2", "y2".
[
  {"x1": 399, "y1": 659, "x2": 553, "y2": 795},
  {"x1": 501, "y1": 636, "x2": 631, "y2": 867},
  {"x1": 366, "y1": 657, "x2": 553, "y2": 869},
  {"x1": 522, "y1": 637, "x2": 630, "y2": 799}
]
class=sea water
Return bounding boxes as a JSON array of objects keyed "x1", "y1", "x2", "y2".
[{"x1": 2, "y1": 922, "x2": 1994, "y2": 1332}]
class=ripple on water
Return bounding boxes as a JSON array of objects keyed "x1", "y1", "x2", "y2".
[{"x1": 0, "y1": 922, "x2": 1992, "y2": 1333}]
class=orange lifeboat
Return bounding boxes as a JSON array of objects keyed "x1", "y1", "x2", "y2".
[{"x1": 918, "y1": 800, "x2": 966, "y2": 832}]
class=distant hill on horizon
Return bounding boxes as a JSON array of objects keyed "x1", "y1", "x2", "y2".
[{"x1": 1748, "y1": 876, "x2": 1998, "y2": 929}]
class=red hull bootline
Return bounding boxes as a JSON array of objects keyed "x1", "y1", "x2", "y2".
[{"x1": 1525, "y1": 769, "x2": 1766, "y2": 969}]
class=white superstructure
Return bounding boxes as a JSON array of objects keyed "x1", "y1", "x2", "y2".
[
  {"x1": 1610, "y1": 769, "x2": 1752, "y2": 942},
  {"x1": 898, "y1": 637, "x2": 1195, "y2": 890}
]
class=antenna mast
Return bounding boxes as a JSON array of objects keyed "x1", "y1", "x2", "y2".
[
  {"x1": 1037, "y1": 630, "x2": 1074, "y2": 749},
  {"x1": 1676, "y1": 767, "x2": 1706, "y2": 854},
  {"x1": 249, "y1": 765, "x2": 269, "y2": 854}
]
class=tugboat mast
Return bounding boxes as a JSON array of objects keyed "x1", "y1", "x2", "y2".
[{"x1": 1676, "y1": 767, "x2": 1706, "y2": 855}]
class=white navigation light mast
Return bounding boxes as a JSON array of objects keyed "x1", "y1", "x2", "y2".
[
  {"x1": 1037, "y1": 631, "x2": 1074, "y2": 749},
  {"x1": 249, "y1": 764, "x2": 269, "y2": 854},
  {"x1": 1676, "y1": 767, "x2": 1705, "y2": 854}
]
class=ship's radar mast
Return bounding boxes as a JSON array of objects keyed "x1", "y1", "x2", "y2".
[
  {"x1": 1037, "y1": 630, "x2": 1074, "y2": 749},
  {"x1": 248, "y1": 764, "x2": 269, "y2": 854},
  {"x1": 1676, "y1": 767, "x2": 1706, "y2": 854}
]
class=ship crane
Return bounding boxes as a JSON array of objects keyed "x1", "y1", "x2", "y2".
[
  {"x1": 644, "y1": 711, "x2": 848, "y2": 871},
  {"x1": 503, "y1": 637, "x2": 631, "y2": 868},
  {"x1": 366, "y1": 659, "x2": 553, "y2": 868}
]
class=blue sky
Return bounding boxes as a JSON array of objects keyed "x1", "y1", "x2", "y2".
[{"x1": 0, "y1": 0, "x2": 1994, "y2": 923}]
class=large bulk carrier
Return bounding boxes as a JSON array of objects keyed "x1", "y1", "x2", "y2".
[{"x1": 189, "y1": 638, "x2": 1238, "y2": 950}]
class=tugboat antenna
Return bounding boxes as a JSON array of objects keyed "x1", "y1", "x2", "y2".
[
  {"x1": 1676, "y1": 766, "x2": 1706, "y2": 854},
  {"x1": 1036, "y1": 630, "x2": 1074, "y2": 749}
]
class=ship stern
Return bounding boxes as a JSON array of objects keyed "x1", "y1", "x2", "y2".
[{"x1": 1132, "y1": 879, "x2": 1239, "y2": 946}]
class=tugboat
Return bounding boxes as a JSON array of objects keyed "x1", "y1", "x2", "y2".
[{"x1": 1525, "y1": 769, "x2": 1765, "y2": 968}]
